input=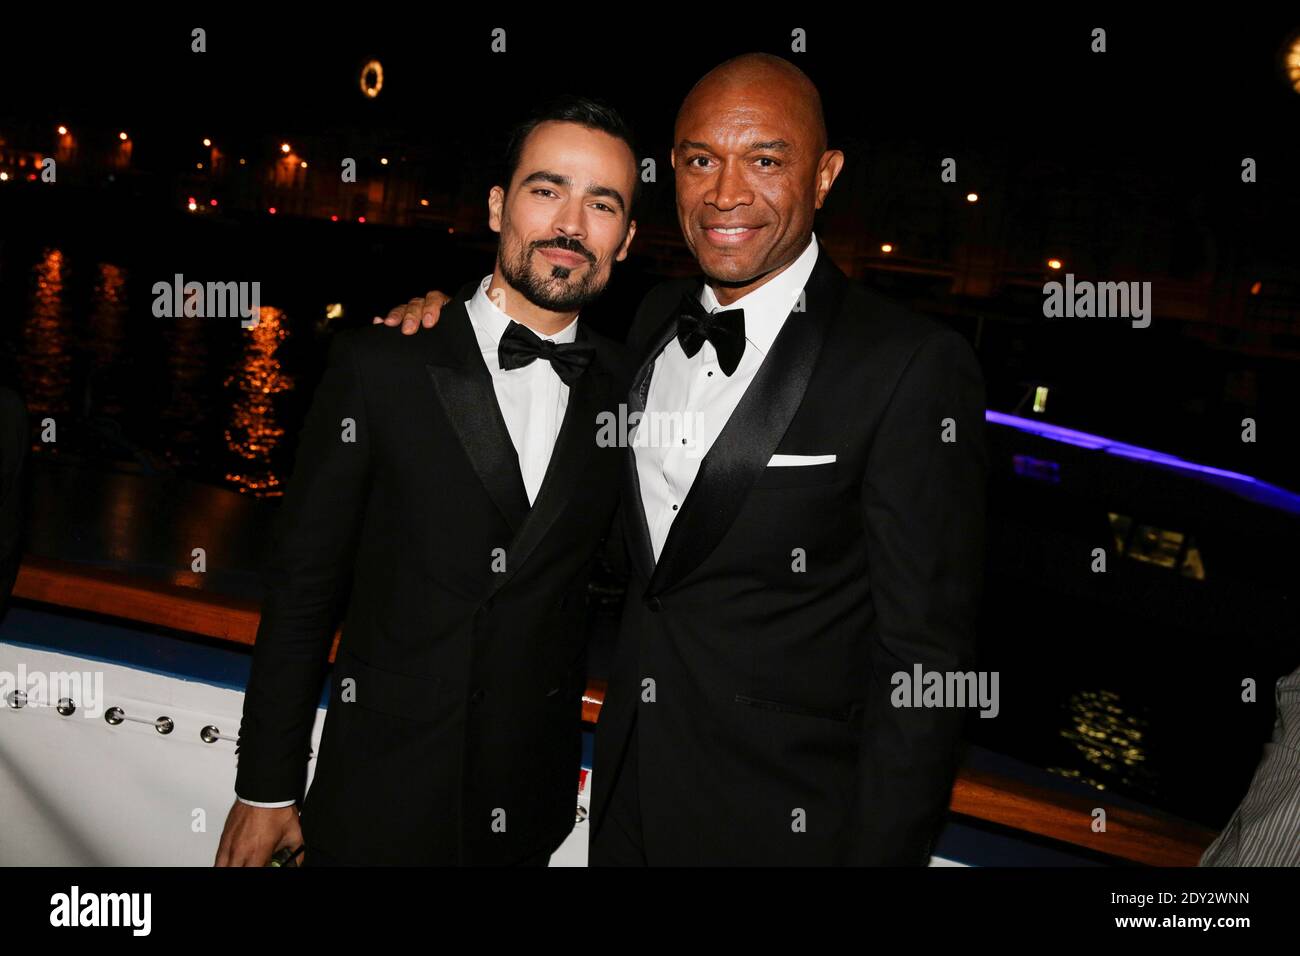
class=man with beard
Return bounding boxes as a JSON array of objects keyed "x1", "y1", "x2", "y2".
[
  {"x1": 380, "y1": 53, "x2": 986, "y2": 865},
  {"x1": 215, "y1": 96, "x2": 639, "y2": 866}
]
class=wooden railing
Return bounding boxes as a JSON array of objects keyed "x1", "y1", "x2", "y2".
[{"x1": 11, "y1": 553, "x2": 1218, "y2": 866}]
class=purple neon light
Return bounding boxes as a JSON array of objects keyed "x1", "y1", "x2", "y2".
[{"x1": 986, "y1": 409, "x2": 1300, "y2": 514}]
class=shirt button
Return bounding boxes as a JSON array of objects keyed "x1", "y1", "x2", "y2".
[
  {"x1": 470, "y1": 689, "x2": 485, "y2": 706},
  {"x1": 646, "y1": 597, "x2": 663, "y2": 612}
]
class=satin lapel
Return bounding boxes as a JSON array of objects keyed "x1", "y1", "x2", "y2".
[
  {"x1": 646, "y1": 255, "x2": 849, "y2": 597},
  {"x1": 426, "y1": 301, "x2": 531, "y2": 533},
  {"x1": 623, "y1": 310, "x2": 684, "y2": 582},
  {"x1": 489, "y1": 325, "x2": 607, "y2": 596}
]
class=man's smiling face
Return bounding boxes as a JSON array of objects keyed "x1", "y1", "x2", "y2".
[
  {"x1": 671, "y1": 58, "x2": 843, "y2": 300},
  {"x1": 490, "y1": 120, "x2": 637, "y2": 313}
]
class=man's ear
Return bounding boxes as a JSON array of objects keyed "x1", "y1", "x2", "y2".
[
  {"x1": 814, "y1": 150, "x2": 845, "y2": 210},
  {"x1": 616, "y1": 219, "x2": 637, "y2": 262},
  {"x1": 487, "y1": 185, "x2": 505, "y2": 233},
  {"x1": 669, "y1": 148, "x2": 676, "y2": 171}
]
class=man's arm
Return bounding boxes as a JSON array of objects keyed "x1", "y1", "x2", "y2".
[
  {"x1": 372, "y1": 279, "x2": 480, "y2": 333},
  {"x1": 233, "y1": 329, "x2": 374, "y2": 804},
  {"x1": 850, "y1": 328, "x2": 987, "y2": 865}
]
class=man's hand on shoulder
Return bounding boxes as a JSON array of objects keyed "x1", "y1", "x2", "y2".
[{"x1": 372, "y1": 291, "x2": 451, "y2": 335}]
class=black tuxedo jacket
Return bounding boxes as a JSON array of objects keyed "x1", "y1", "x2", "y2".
[
  {"x1": 591, "y1": 250, "x2": 988, "y2": 864},
  {"x1": 235, "y1": 298, "x2": 632, "y2": 864}
]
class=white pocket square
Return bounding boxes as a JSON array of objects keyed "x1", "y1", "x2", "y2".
[{"x1": 767, "y1": 454, "x2": 836, "y2": 467}]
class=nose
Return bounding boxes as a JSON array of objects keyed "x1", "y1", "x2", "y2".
[
  {"x1": 705, "y1": 158, "x2": 754, "y2": 211},
  {"x1": 550, "y1": 198, "x2": 587, "y2": 243}
]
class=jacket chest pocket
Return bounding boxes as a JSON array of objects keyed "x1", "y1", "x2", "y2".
[{"x1": 751, "y1": 461, "x2": 839, "y2": 490}]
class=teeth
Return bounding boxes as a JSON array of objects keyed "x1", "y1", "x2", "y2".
[{"x1": 712, "y1": 227, "x2": 749, "y2": 234}]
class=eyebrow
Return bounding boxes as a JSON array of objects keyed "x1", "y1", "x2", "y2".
[
  {"x1": 519, "y1": 169, "x2": 627, "y2": 214},
  {"x1": 676, "y1": 139, "x2": 791, "y2": 153}
]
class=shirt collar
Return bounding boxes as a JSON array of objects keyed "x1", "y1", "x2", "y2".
[
  {"x1": 698, "y1": 232, "x2": 820, "y2": 357},
  {"x1": 466, "y1": 273, "x2": 580, "y2": 354}
]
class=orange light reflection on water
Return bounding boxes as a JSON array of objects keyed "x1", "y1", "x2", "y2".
[
  {"x1": 223, "y1": 305, "x2": 292, "y2": 496},
  {"x1": 22, "y1": 248, "x2": 72, "y2": 449}
]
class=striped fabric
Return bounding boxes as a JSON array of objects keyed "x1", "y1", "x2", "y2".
[{"x1": 1200, "y1": 665, "x2": 1300, "y2": 866}]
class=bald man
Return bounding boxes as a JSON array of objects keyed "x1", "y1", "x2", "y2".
[{"x1": 379, "y1": 54, "x2": 987, "y2": 865}]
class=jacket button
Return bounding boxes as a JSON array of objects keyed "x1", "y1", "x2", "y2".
[
  {"x1": 646, "y1": 596, "x2": 662, "y2": 612},
  {"x1": 469, "y1": 689, "x2": 485, "y2": 706}
]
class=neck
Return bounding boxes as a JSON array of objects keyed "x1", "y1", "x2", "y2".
[{"x1": 488, "y1": 268, "x2": 578, "y2": 337}]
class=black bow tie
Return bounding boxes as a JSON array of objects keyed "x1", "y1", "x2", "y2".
[
  {"x1": 497, "y1": 321, "x2": 594, "y2": 386},
  {"x1": 676, "y1": 293, "x2": 746, "y2": 376}
]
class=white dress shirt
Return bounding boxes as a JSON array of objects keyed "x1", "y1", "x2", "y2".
[
  {"x1": 464, "y1": 273, "x2": 578, "y2": 505},
  {"x1": 237, "y1": 274, "x2": 579, "y2": 809},
  {"x1": 635, "y1": 233, "x2": 821, "y2": 561}
]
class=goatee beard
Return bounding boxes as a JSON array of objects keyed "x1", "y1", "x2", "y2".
[{"x1": 499, "y1": 237, "x2": 604, "y2": 312}]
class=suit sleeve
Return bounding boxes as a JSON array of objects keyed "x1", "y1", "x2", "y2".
[
  {"x1": 234, "y1": 330, "x2": 373, "y2": 804},
  {"x1": 849, "y1": 328, "x2": 987, "y2": 864}
]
